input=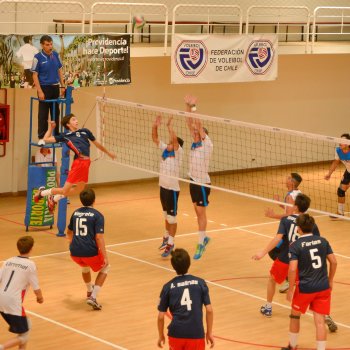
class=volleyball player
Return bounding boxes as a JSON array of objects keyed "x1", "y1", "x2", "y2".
[
  {"x1": 185, "y1": 95, "x2": 213, "y2": 260},
  {"x1": 253, "y1": 194, "x2": 320, "y2": 317},
  {"x1": 157, "y1": 248, "x2": 214, "y2": 349},
  {"x1": 325, "y1": 133, "x2": 350, "y2": 217},
  {"x1": 152, "y1": 115, "x2": 184, "y2": 258},
  {"x1": 0, "y1": 236, "x2": 44, "y2": 350},
  {"x1": 281, "y1": 214, "x2": 337, "y2": 350},
  {"x1": 34, "y1": 114, "x2": 115, "y2": 213},
  {"x1": 66, "y1": 189, "x2": 109, "y2": 310}
]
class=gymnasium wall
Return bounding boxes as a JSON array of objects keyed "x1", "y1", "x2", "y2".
[{"x1": 1, "y1": 52, "x2": 349, "y2": 194}]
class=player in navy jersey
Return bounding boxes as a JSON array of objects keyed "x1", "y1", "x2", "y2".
[
  {"x1": 34, "y1": 113, "x2": 115, "y2": 213},
  {"x1": 66, "y1": 189, "x2": 109, "y2": 310},
  {"x1": 157, "y1": 248, "x2": 214, "y2": 349},
  {"x1": 281, "y1": 214, "x2": 337, "y2": 350},
  {"x1": 325, "y1": 133, "x2": 350, "y2": 217},
  {"x1": 253, "y1": 194, "x2": 320, "y2": 317}
]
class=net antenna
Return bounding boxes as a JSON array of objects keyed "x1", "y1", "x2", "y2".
[{"x1": 96, "y1": 97, "x2": 350, "y2": 220}]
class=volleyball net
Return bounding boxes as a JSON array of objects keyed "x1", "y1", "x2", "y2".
[{"x1": 96, "y1": 96, "x2": 350, "y2": 220}]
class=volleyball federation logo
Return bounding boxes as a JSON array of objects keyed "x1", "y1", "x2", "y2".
[
  {"x1": 174, "y1": 40, "x2": 208, "y2": 77},
  {"x1": 245, "y1": 40, "x2": 274, "y2": 75}
]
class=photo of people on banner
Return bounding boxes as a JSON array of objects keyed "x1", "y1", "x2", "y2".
[{"x1": 0, "y1": 34, "x2": 131, "y2": 88}]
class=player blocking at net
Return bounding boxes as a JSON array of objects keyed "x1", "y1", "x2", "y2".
[
  {"x1": 152, "y1": 115, "x2": 184, "y2": 258},
  {"x1": 34, "y1": 114, "x2": 116, "y2": 212},
  {"x1": 185, "y1": 95, "x2": 213, "y2": 260}
]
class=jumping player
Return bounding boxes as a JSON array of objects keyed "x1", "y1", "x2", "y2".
[
  {"x1": 152, "y1": 115, "x2": 184, "y2": 258},
  {"x1": 325, "y1": 133, "x2": 350, "y2": 217},
  {"x1": 185, "y1": 95, "x2": 213, "y2": 260},
  {"x1": 281, "y1": 214, "x2": 337, "y2": 350},
  {"x1": 34, "y1": 114, "x2": 115, "y2": 213},
  {"x1": 66, "y1": 188, "x2": 109, "y2": 310},
  {"x1": 0, "y1": 236, "x2": 44, "y2": 350},
  {"x1": 157, "y1": 248, "x2": 214, "y2": 349}
]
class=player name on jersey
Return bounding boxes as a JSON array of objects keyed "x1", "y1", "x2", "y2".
[
  {"x1": 5, "y1": 261, "x2": 29, "y2": 270},
  {"x1": 171, "y1": 279, "x2": 199, "y2": 289},
  {"x1": 301, "y1": 239, "x2": 321, "y2": 247},
  {"x1": 73, "y1": 211, "x2": 95, "y2": 217}
]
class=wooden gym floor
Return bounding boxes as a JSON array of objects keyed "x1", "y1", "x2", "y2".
[{"x1": 0, "y1": 180, "x2": 349, "y2": 350}]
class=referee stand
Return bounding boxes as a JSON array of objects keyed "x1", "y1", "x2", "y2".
[{"x1": 24, "y1": 86, "x2": 73, "y2": 236}]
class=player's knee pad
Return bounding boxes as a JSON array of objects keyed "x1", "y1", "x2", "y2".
[
  {"x1": 337, "y1": 187, "x2": 346, "y2": 197},
  {"x1": 17, "y1": 331, "x2": 30, "y2": 345},
  {"x1": 82, "y1": 266, "x2": 90, "y2": 273},
  {"x1": 289, "y1": 314, "x2": 301, "y2": 319},
  {"x1": 163, "y1": 211, "x2": 167, "y2": 220},
  {"x1": 100, "y1": 264, "x2": 110, "y2": 274},
  {"x1": 166, "y1": 214, "x2": 177, "y2": 224}
]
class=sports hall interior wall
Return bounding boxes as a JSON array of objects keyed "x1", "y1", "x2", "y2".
[{"x1": 1, "y1": 53, "x2": 349, "y2": 195}]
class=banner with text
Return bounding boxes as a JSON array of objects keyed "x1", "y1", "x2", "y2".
[
  {"x1": 0, "y1": 34, "x2": 130, "y2": 88},
  {"x1": 171, "y1": 34, "x2": 278, "y2": 84}
]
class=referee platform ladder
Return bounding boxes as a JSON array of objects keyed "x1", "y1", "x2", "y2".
[{"x1": 24, "y1": 86, "x2": 74, "y2": 236}]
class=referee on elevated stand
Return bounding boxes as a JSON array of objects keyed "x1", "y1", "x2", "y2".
[{"x1": 32, "y1": 35, "x2": 65, "y2": 143}]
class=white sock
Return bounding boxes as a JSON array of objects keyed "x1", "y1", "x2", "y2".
[
  {"x1": 265, "y1": 302, "x2": 272, "y2": 309},
  {"x1": 53, "y1": 194, "x2": 65, "y2": 202},
  {"x1": 316, "y1": 341, "x2": 326, "y2": 350},
  {"x1": 164, "y1": 230, "x2": 169, "y2": 238},
  {"x1": 86, "y1": 282, "x2": 93, "y2": 293},
  {"x1": 168, "y1": 236, "x2": 174, "y2": 245},
  {"x1": 288, "y1": 332, "x2": 299, "y2": 348},
  {"x1": 338, "y1": 203, "x2": 344, "y2": 215},
  {"x1": 41, "y1": 188, "x2": 52, "y2": 197},
  {"x1": 198, "y1": 231, "x2": 206, "y2": 244},
  {"x1": 92, "y1": 285, "x2": 101, "y2": 299}
]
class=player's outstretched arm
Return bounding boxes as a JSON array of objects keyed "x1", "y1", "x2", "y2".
[
  {"x1": 205, "y1": 304, "x2": 215, "y2": 348},
  {"x1": 92, "y1": 140, "x2": 116, "y2": 160},
  {"x1": 43, "y1": 121, "x2": 58, "y2": 143},
  {"x1": 34, "y1": 288, "x2": 44, "y2": 304},
  {"x1": 167, "y1": 117, "x2": 180, "y2": 150},
  {"x1": 152, "y1": 115, "x2": 161, "y2": 145},
  {"x1": 157, "y1": 312, "x2": 166, "y2": 348},
  {"x1": 325, "y1": 159, "x2": 341, "y2": 180},
  {"x1": 252, "y1": 234, "x2": 283, "y2": 260}
]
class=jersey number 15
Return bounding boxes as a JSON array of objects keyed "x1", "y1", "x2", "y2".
[{"x1": 75, "y1": 218, "x2": 88, "y2": 236}]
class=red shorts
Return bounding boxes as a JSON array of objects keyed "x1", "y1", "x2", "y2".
[
  {"x1": 168, "y1": 337, "x2": 205, "y2": 350},
  {"x1": 67, "y1": 158, "x2": 91, "y2": 184},
  {"x1": 292, "y1": 286, "x2": 331, "y2": 315},
  {"x1": 71, "y1": 251, "x2": 104, "y2": 272},
  {"x1": 270, "y1": 258, "x2": 289, "y2": 284}
]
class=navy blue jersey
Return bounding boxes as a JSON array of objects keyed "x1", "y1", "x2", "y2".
[
  {"x1": 68, "y1": 207, "x2": 104, "y2": 257},
  {"x1": 289, "y1": 234, "x2": 333, "y2": 293},
  {"x1": 54, "y1": 128, "x2": 95, "y2": 159},
  {"x1": 277, "y1": 214, "x2": 320, "y2": 263},
  {"x1": 158, "y1": 274, "x2": 211, "y2": 339}
]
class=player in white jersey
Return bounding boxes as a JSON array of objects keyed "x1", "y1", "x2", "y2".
[
  {"x1": 185, "y1": 95, "x2": 214, "y2": 260},
  {"x1": 153, "y1": 116, "x2": 184, "y2": 258},
  {"x1": 325, "y1": 133, "x2": 350, "y2": 217},
  {"x1": 265, "y1": 173, "x2": 302, "y2": 220},
  {"x1": 0, "y1": 236, "x2": 43, "y2": 350}
]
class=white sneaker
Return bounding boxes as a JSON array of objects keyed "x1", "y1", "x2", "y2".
[
  {"x1": 38, "y1": 139, "x2": 45, "y2": 146},
  {"x1": 279, "y1": 280, "x2": 289, "y2": 293}
]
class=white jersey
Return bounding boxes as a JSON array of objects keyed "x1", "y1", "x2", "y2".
[
  {"x1": 188, "y1": 135, "x2": 213, "y2": 184},
  {"x1": 16, "y1": 44, "x2": 39, "y2": 69},
  {"x1": 335, "y1": 147, "x2": 350, "y2": 172},
  {"x1": 0, "y1": 256, "x2": 39, "y2": 316},
  {"x1": 158, "y1": 141, "x2": 183, "y2": 191}
]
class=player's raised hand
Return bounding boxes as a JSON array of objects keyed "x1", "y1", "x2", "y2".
[
  {"x1": 324, "y1": 173, "x2": 331, "y2": 180},
  {"x1": 153, "y1": 115, "x2": 162, "y2": 127},
  {"x1": 167, "y1": 116, "x2": 173, "y2": 127},
  {"x1": 184, "y1": 94, "x2": 197, "y2": 107}
]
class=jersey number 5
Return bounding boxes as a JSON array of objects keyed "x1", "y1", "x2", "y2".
[
  {"x1": 75, "y1": 218, "x2": 88, "y2": 236},
  {"x1": 310, "y1": 248, "x2": 322, "y2": 269},
  {"x1": 181, "y1": 288, "x2": 193, "y2": 311}
]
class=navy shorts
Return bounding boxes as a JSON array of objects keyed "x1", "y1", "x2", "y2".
[
  {"x1": 160, "y1": 187, "x2": 179, "y2": 216},
  {"x1": 1, "y1": 312, "x2": 29, "y2": 334},
  {"x1": 189, "y1": 181, "x2": 211, "y2": 207},
  {"x1": 340, "y1": 170, "x2": 350, "y2": 185}
]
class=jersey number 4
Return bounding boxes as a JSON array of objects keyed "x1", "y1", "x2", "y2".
[
  {"x1": 75, "y1": 218, "x2": 88, "y2": 236},
  {"x1": 181, "y1": 288, "x2": 193, "y2": 311}
]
